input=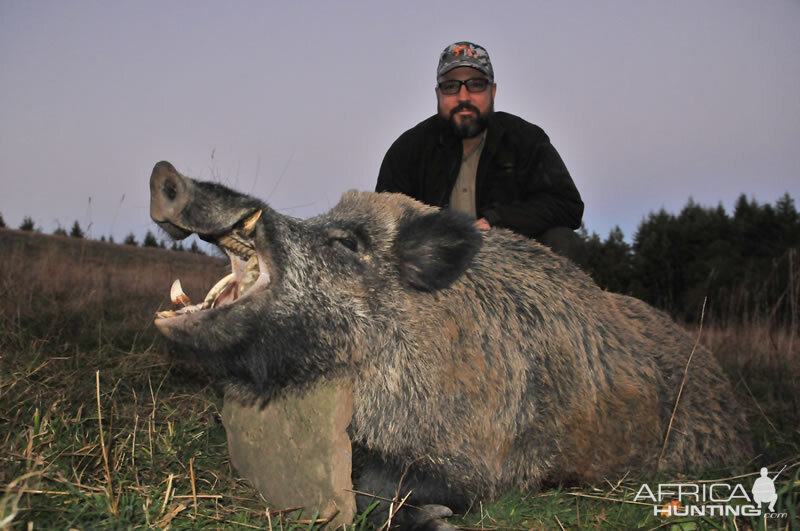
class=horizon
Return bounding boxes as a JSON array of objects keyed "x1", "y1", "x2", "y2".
[{"x1": 1, "y1": 188, "x2": 796, "y2": 249}]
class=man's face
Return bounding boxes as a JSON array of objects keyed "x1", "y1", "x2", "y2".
[{"x1": 436, "y1": 66, "x2": 496, "y2": 138}]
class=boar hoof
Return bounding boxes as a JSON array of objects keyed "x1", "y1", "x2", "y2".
[
  {"x1": 413, "y1": 519, "x2": 457, "y2": 531},
  {"x1": 409, "y1": 505, "x2": 455, "y2": 531},
  {"x1": 417, "y1": 505, "x2": 453, "y2": 520}
]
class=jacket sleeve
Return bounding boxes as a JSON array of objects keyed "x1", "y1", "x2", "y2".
[
  {"x1": 481, "y1": 137, "x2": 584, "y2": 238},
  {"x1": 376, "y1": 135, "x2": 412, "y2": 194}
]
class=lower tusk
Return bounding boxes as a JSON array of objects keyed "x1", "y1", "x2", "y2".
[
  {"x1": 204, "y1": 273, "x2": 236, "y2": 304},
  {"x1": 170, "y1": 279, "x2": 192, "y2": 307}
]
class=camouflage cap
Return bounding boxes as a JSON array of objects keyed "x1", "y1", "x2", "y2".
[{"x1": 437, "y1": 41, "x2": 494, "y2": 81}]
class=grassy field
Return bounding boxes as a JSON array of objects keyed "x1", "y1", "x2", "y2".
[{"x1": 1, "y1": 228, "x2": 798, "y2": 530}]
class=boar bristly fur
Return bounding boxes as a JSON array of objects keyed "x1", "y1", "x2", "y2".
[{"x1": 150, "y1": 161, "x2": 752, "y2": 529}]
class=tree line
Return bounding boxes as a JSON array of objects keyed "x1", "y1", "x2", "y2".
[
  {"x1": 0, "y1": 215, "x2": 205, "y2": 255},
  {"x1": 575, "y1": 192, "x2": 799, "y2": 326},
  {"x1": 2, "y1": 191, "x2": 798, "y2": 325}
]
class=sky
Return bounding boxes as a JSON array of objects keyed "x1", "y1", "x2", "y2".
[{"x1": 1, "y1": 1, "x2": 798, "y2": 247}]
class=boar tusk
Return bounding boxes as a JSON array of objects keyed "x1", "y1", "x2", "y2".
[
  {"x1": 204, "y1": 273, "x2": 236, "y2": 305},
  {"x1": 170, "y1": 279, "x2": 192, "y2": 307},
  {"x1": 242, "y1": 209, "x2": 262, "y2": 235}
]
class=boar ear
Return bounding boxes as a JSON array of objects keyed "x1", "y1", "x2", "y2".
[{"x1": 394, "y1": 209, "x2": 482, "y2": 291}]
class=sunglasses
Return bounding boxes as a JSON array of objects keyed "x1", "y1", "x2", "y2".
[{"x1": 437, "y1": 78, "x2": 492, "y2": 95}]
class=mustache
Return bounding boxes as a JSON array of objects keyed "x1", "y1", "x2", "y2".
[{"x1": 450, "y1": 103, "x2": 480, "y2": 118}]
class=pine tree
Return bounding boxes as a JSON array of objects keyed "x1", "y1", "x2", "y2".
[
  {"x1": 123, "y1": 233, "x2": 138, "y2": 246},
  {"x1": 19, "y1": 216, "x2": 36, "y2": 231},
  {"x1": 189, "y1": 241, "x2": 204, "y2": 254},
  {"x1": 143, "y1": 230, "x2": 158, "y2": 247},
  {"x1": 600, "y1": 226, "x2": 633, "y2": 294},
  {"x1": 70, "y1": 220, "x2": 85, "y2": 238},
  {"x1": 632, "y1": 209, "x2": 680, "y2": 313},
  {"x1": 775, "y1": 192, "x2": 799, "y2": 248}
]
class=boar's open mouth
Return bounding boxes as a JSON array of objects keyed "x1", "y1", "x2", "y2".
[{"x1": 155, "y1": 209, "x2": 270, "y2": 324}]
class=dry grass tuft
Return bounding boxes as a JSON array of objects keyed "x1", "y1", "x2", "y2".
[{"x1": 0, "y1": 229, "x2": 325, "y2": 529}]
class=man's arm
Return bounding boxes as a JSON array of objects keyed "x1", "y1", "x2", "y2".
[{"x1": 481, "y1": 138, "x2": 583, "y2": 238}]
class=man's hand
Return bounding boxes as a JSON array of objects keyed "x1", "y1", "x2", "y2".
[{"x1": 475, "y1": 218, "x2": 490, "y2": 230}]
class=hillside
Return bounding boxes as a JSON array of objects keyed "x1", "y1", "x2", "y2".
[{"x1": 1, "y1": 227, "x2": 225, "y2": 326}]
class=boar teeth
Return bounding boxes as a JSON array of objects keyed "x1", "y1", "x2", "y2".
[
  {"x1": 204, "y1": 273, "x2": 236, "y2": 305},
  {"x1": 159, "y1": 242, "x2": 263, "y2": 320},
  {"x1": 242, "y1": 209, "x2": 262, "y2": 235},
  {"x1": 170, "y1": 279, "x2": 192, "y2": 307},
  {"x1": 217, "y1": 233, "x2": 254, "y2": 260},
  {"x1": 156, "y1": 303, "x2": 204, "y2": 319}
]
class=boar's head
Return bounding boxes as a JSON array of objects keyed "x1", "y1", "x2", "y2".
[{"x1": 149, "y1": 161, "x2": 482, "y2": 396}]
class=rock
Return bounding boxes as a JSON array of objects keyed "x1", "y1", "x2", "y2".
[{"x1": 222, "y1": 378, "x2": 356, "y2": 528}]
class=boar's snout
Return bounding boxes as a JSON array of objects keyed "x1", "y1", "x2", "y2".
[{"x1": 150, "y1": 161, "x2": 193, "y2": 239}]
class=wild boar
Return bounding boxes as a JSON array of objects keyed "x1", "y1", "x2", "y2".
[{"x1": 149, "y1": 160, "x2": 752, "y2": 529}]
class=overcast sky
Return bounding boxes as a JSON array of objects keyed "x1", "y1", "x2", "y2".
[{"x1": 1, "y1": 1, "x2": 798, "y2": 246}]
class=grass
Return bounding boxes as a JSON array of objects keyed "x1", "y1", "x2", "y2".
[{"x1": 1, "y1": 227, "x2": 798, "y2": 530}]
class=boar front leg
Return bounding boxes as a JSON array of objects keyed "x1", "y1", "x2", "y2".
[{"x1": 353, "y1": 448, "x2": 469, "y2": 530}]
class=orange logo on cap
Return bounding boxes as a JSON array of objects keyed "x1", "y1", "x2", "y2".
[{"x1": 451, "y1": 45, "x2": 478, "y2": 58}]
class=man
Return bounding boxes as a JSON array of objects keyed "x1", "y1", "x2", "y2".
[{"x1": 376, "y1": 41, "x2": 584, "y2": 259}]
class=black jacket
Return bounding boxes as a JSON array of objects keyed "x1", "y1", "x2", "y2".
[{"x1": 376, "y1": 112, "x2": 584, "y2": 239}]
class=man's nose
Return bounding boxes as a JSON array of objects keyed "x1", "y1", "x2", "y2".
[{"x1": 457, "y1": 84, "x2": 472, "y2": 100}]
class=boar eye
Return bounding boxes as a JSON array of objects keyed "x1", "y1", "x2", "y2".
[
  {"x1": 328, "y1": 229, "x2": 360, "y2": 253},
  {"x1": 336, "y1": 237, "x2": 358, "y2": 252}
]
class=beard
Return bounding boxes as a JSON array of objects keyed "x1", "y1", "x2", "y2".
[{"x1": 439, "y1": 100, "x2": 494, "y2": 139}]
